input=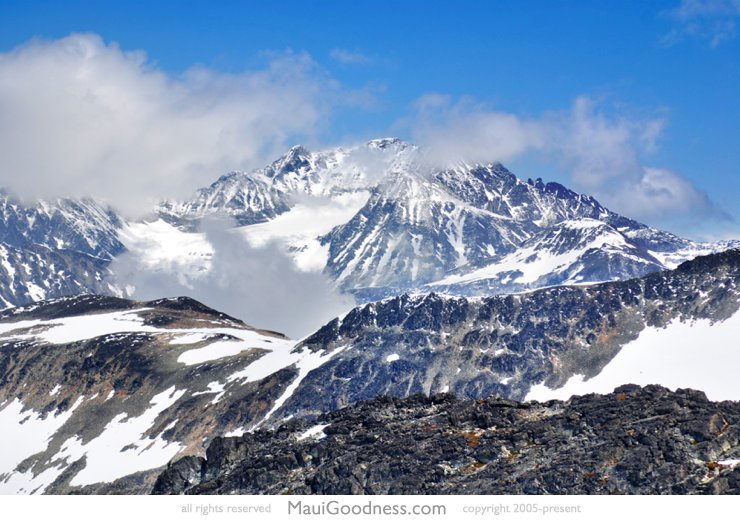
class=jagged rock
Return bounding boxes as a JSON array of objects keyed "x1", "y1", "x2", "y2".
[
  {"x1": 272, "y1": 249, "x2": 740, "y2": 421},
  {"x1": 152, "y1": 385, "x2": 740, "y2": 495}
]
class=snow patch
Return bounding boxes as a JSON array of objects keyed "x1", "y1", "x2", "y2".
[
  {"x1": 177, "y1": 330, "x2": 291, "y2": 366},
  {"x1": 59, "y1": 386, "x2": 186, "y2": 487},
  {"x1": 0, "y1": 396, "x2": 84, "y2": 494},
  {"x1": 298, "y1": 423, "x2": 329, "y2": 440},
  {"x1": 240, "y1": 191, "x2": 370, "y2": 272},
  {"x1": 242, "y1": 344, "x2": 349, "y2": 429},
  {"x1": 526, "y1": 312, "x2": 740, "y2": 402}
]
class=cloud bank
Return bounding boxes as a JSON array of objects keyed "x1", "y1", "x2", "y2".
[
  {"x1": 405, "y1": 94, "x2": 726, "y2": 227},
  {"x1": 0, "y1": 34, "x2": 339, "y2": 216},
  {"x1": 109, "y1": 218, "x2": 355, "y2": 338}
]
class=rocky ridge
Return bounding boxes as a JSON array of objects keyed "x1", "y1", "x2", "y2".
[
  {"x1": 0, "y1": 295, "x2": 317, "y2": 494},
  {"x1": 270, "y1": 249, "x2": 740, "y2": 422},
  {"x1": 153, "y1": 385, "x2": 740, "y2": 495}
]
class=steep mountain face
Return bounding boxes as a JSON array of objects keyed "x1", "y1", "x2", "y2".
[
  {"x1": 1, "y1": 139, "x2": 736, "y2": 312},
  {"x1": 0, "y1": 295, "x2": 344, "y2": 494},
  {"x1": 267, "y1": 249, "x2": 740, "y2": 423},
  {"x1": 153, "y1": 140, "x2": 734, "y2": 303},
  {"x1": 0, "y1": 193, "x2": 123, "y2": 307},
  {"x1": 321, "y1": 169, "x2": 523, "y2": 293},
  {"x1": 158, "y1": 174, "x2": 292, "y2": 230},
  {"x1": 153, "y1": 385, "x2": 740, "y2": 495}
]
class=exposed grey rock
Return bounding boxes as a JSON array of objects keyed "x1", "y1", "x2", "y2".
[
  {"x1": 152, "y1": 385, "x2": 740, "y2": 495},
  {"x1": 273, "y1": 249, "x2": 740, "y2": 422}
]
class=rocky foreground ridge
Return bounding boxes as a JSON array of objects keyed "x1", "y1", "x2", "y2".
[{"x1": 153, "y1": 385, "x2": 740, "y2": 495}]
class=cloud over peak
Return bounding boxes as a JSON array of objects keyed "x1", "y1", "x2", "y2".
[
  {"x1": 404, "y1": 93, "x2": 725, "y2": 228},
  {"x1": 0, "y1": 34, "x2": 339, "y2": 216}
]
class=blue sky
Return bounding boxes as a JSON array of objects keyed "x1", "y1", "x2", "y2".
[{"x1": 0, "y1": 0, "x2": 739, "y2": 238}]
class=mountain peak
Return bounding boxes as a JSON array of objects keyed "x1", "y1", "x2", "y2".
[
  {"x1": 366, "y1": 137, "x2": 406, "y2": 150},
  {"x1": 287, "y1": 143, "x2": 309, "y2": 155}
]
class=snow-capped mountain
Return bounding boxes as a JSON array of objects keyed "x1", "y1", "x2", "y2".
[
  {"x1": 151, "y1": 139, "x2": 736, "y2": 303},
  {"x1": 0, "y1": 193, "x2": 123, "y2": 307},
  {"x1": 156, "y1": 138, "x2": 413, "y2": 230},
  {"x1": 0, "y1": 295, "x2": 346, "y2": 494},
  {"x1": 158, "y1": 173, "x2": 292, "y2": 230},
  {"x1": 0, "y1": 138, "x2": 736, "y2": 320}
]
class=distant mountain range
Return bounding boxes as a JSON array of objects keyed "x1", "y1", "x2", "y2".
[{"x1": 0, "y1": 139, "x2": 737, "y2": 310}]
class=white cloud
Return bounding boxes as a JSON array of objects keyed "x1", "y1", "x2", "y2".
[
  {"x1": 610, "y1": 167, "x2": 719, "y2": 220},
  {"x1": 408, "y1": 94, "x2": 545, "y2": 166},
  {"x1": 404, "y1": 94, "x2": 727, "y2": 226},
  {"x1": 109, "y1": 217, "x2": 355, "y2": 338},
  {"x1": 663, "y1": 0, "x2": 740, "y2": 47},
  {"x1": 330, "y1": 48, "x2": 372, "y2": 65},
  {"x1": 0, "y1": 34, "x2": 340, "y2": 216},
  {"x1": 546, "y1": 97, "x2": 645, "y2": 189}
]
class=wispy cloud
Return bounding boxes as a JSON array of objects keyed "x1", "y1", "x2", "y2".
[
  {"x1": 662, "y1": 0, "x2": 740, "y2": 47},
  {"x1": 330, "y1": 48, "x2": 373, "y2": 65},
  {"x1": 403, "y1": 94, "x2": 728, "y2": 228},
  {"x1": 0, "y1": 34, "x2": 350, "y2": 216}
]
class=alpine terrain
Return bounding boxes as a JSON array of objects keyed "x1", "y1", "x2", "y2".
[
  {"x1": 0, "y1": 139, "x2": 736, "y2": 313},
  {"x1": 1, "y1": 250, "x2": 738, "y2": 494},
  {"x1": 0, "y1": 296, "x2": 341, "y2": 493},
  {"x1": 0, "y1": 140, "x2": 739, "y2": 496}
]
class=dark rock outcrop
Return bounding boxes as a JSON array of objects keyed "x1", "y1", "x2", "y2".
[{"x1": 153, "y1": 385, "x2": 740, "y2": 495}]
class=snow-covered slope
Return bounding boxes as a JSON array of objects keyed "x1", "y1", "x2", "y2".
[
  {"x1": 0, "y1": 295, "x2": 345, "y2": 494},
  {"x1": 158, "y1": 173, "x2": 292, "y2": 230},
  {"x1": 0, "y1": 193, "x2": 124, "y2": 307},
  {"x1": 429, "y1": 219, "x2": 664, "y2": 294},
  {"x1": 526, "y1": 312, "x2": 740, "y2": 402}
]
